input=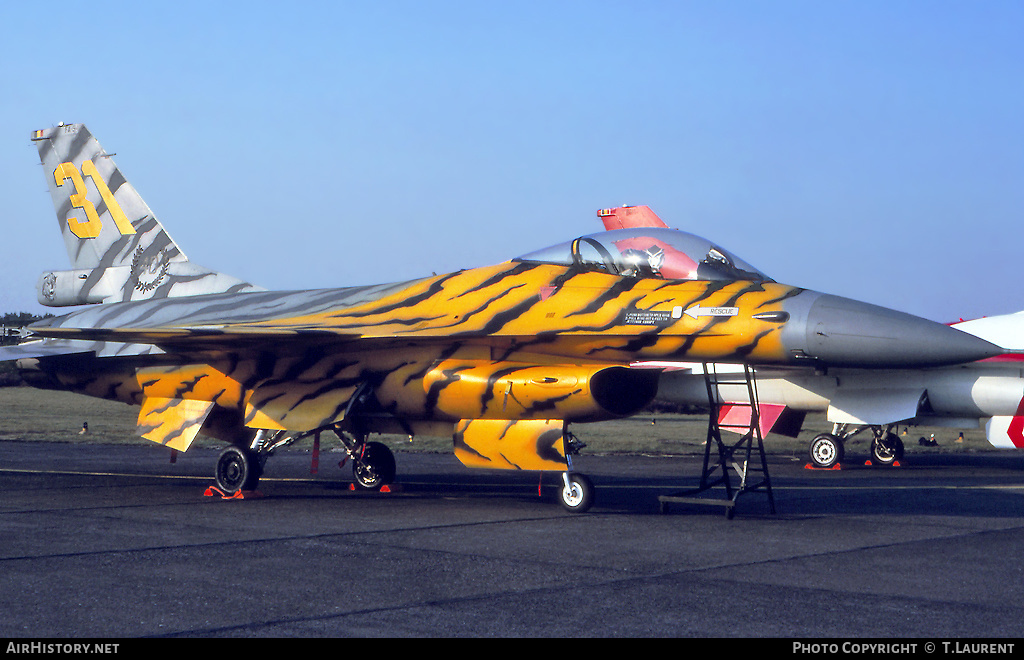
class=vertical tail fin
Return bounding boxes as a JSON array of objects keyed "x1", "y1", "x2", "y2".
[{"x1": 31, "y1": 123, "x2": 260, "y2": 306}]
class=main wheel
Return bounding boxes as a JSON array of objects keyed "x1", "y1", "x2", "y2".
[
  {"x1": 215, "y1": 446, "x2": 261, "y2": 494},
  {"x1": 352, "y1": 441, "x2": 396, "y2": 489},
  {"x1": 559, "y1": 472, "x2": 595, "y2": 513},
  {"x1": 809, "y1": 433, "x2": 843, "y2": 469},
  {"x1": 870, "y1": 433, "x2": 904, "y2": 466}
]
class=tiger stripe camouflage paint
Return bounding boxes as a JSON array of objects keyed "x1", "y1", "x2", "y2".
[
  {"x1": 454, "y1": 419, "x2": 567, "y2": 471},
  {"x1": 24, "y1": 258, "x2": 802, "y2": 459},
  {"x1": 13, "y1": 124, "x2": 1002, "y2": 475},
  {"x1": 31, "y1": 124, "x2": 259, "y2": 305},
  {"x1": 33, "y1": 262, "x2": 802, "y2": 359},
  {"x1": 138, "y1": 398, "x2": 215, "y2": 450}
]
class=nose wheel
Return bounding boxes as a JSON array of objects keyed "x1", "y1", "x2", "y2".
[{"x1": 559, "y1": 472, "x2": 594, "y2": 513}]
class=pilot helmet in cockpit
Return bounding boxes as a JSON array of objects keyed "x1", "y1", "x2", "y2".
[{"x1": 619, "y1": 245, "x2": 665, "y2": 278}]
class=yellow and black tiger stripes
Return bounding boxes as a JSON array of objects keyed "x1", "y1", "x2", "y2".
[
  {"x1": 221, "y1": 263, "x2": 799, "y2": 366},
  {"x1": 423, "y1": 358, "x2": 658, "y2": 422},
  {"x1": 453, "y1": 418, "x2": 567, "y2": 471},
  {"x1": 137, "y1": 398, "x2": 215, "y2": 451},
  {"x1": 24, "y1": 262, "x2": 801, "y2": 455}
]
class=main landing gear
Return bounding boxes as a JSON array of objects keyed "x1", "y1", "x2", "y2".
[
  {"x1": 341, "y1": 436, "x2": 396, "y2": 490},
  {"x1": 807, "y1": 424, "x2": 904, "y2": 469},
  {"x1": 869, "y1": 429, "x2": 905, "y2": 466},
  {"x1": 212, "y1": 427, "x2": 398, "y2": 496},
  {"x1": 215, "y1": 445, "x2": 263, "y2": 493}
]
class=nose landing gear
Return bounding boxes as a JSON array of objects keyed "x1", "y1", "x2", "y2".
[{"x1": 559, "y1": 471, "x2": 594, "y2": 513}]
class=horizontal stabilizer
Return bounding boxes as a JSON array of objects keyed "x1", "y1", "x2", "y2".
[{"x1": 0, "y1": 340, "x2": 94, "y2": 363}]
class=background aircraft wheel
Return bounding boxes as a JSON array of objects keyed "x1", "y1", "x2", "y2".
[
  {"x1": 870, "y1": 433, "x2": 904, "y2": 466},
  {"x1": 215, "y1": 446, "x2": 261, "y2": 493},
  {"x1": 559, "y1": 472, "x2": 595, "y2": 513},
  {"x1": 352, "y1": 441, "x2": 396, "y2": 489},
  {"x1": 809, "y1": 433, "x2": 843, "y2": 468}
]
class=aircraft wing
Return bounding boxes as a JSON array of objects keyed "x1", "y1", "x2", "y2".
[
  {"x1": 24, "y1": 324, "x2": 353, "y2": 346},
  {"x1": 25, "y1": 325, "x2": 736, "y2": 360}
]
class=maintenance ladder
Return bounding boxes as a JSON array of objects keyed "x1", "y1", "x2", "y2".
[{"x1": 658, "y1": 363, "x2": 776, "y2": 518}]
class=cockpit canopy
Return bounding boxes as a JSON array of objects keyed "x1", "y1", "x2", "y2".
[{"x1": 515, "y1": 228, "x2": 773, "y2": 283}]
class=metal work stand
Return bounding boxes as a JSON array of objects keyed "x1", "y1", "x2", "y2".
[{"x1": 659, "y1": 363, "x2": 776, "y2": 518}]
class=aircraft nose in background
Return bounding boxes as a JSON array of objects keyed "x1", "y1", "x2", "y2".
[{"x1": 800, "y1": 294, "x2": 1002, "y2": 368}]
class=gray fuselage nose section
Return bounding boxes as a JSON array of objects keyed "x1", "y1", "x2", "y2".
[{"x1": 780, "y1": 292, "x2": 1001, "y2": 368}]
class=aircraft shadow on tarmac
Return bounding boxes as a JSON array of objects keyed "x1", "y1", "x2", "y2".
[
  {"x1": 204, "y1": 449, "x2": 1024, "y2": 520},
  {"x1": 5, "y1": 444, "x2": 1023, "y2": 520}
]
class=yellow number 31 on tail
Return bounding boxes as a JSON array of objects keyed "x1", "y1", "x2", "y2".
[{"x1": 54, "y1": 160, "x2": 135, "y2": 239}]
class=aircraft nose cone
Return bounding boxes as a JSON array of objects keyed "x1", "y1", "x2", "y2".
[{"x1": 800, "y1": 294, "x2": 1001, "y2": 367}]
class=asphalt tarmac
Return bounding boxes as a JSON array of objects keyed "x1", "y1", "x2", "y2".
[{"x1": 2, "y1": 440, "x2": 1024, "y2": 639}]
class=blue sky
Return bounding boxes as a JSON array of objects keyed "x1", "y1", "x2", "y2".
[{"x1": 1, "y1": 1, "x2": 1021, "y2": 322}]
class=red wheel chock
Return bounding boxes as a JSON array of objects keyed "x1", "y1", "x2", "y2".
[
  {"x1": 347, "y1": 483, "x2": 399, "y2": 493},
  {"x1": 203, "y1": 486, "x2": 263, "y2": 500},
  {"x1": 864, "y1": 459, "x2": 902, "y2": 468}
]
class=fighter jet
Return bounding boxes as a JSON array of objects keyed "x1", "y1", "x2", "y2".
[
  {"x1": 600, "y1": 205, "x2": 1024, "y2": 468},
  {"x1": 1, "y1": 125, "x2": 1000, "y2": 512}
]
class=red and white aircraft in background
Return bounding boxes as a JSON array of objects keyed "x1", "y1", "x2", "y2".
[{"x1": 600, "y1": 205, "x2": 1024, "y2": 467}]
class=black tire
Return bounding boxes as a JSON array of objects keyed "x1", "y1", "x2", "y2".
[
  {"x1": 215, "y1": 446, "x2": 261, "y2": 493},
  {"x1": 559, "y1": 472, "x2": 595, "y2": 513},
  {"x1": 870, "y1": 433, "x2": 904, "y2": 466},
  {"x1": 352, "y1": 441, "x2": 396, "y2": 489},
  {"x1": 809, "y1": 433, "x2": 843, "y2": 469}
]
